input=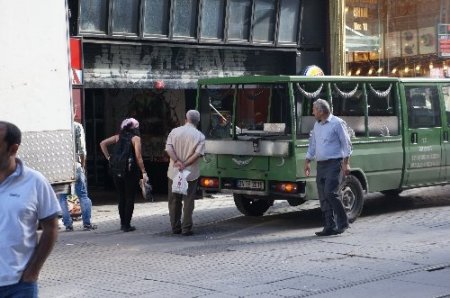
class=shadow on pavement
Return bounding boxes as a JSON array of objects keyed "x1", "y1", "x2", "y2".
[{"x1": 89, "y1": 188, "x2": 169, "y2": 206}]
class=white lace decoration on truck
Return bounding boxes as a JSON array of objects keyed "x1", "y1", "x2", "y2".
[
  {"x1": 333, "y1": 83, "x2": 359, "y2": 99},
  {"x1": 232, "y1": 157, "x2": 253, "y2": 166},
  {"x1": 295, "y1": 83, "x2": 323, "y2": 99},
  {"x1": 368, "y1": 84, "x2": 392, "y2": 98}
]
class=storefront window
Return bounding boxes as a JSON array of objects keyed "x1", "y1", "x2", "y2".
[
  {"x1": 253, "y1": 0, "x2": 276, "y2": 43},
  {"x1": 200, "y1": 0, "x2": 225, "y2": 40},
  {"x1": 79, "y1": 0, "x2": 108, "y2": 34},
  {"x1": 173, "y1": 0, "x2": 198, "y2": 38},
  {"x1": 345, "y1": 0, "x2": 450, "y2": 78},
  {"x1": 143, "y1": 0, "x2": 170, "y2": 37},
  {"x1": 111, "y1": 0, "x2": 140, "y2": 35},
  {"x1": 278, "y1": 0, "x2": 301, "y2": 44},
  {"x1": 227, "y1": 0, "x2": 252, "y2": 41}
]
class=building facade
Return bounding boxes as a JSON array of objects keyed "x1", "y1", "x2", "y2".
[
  {"x1": 69, "y1": 0, "x2": 330, "y2": 191},
  {"x1": 341, "y1": 0, "x2": 450, "y2": 78}
]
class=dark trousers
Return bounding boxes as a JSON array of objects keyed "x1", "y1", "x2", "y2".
[
  {"x1": 113, "y1": 173, "x2": 139, "y2": 228},
  {"x1": 316, "y1": 159, "x2": 349, "y2": 230},
  {"x1": 0, "y1": 281, "x2": 38, "y2": 298},
  {"x1": 168, "y1": 178, "x2": 198, "y2": 233}
]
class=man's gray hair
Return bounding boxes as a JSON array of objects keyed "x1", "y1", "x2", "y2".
[
  {"x1": 313, "y1": 99, "x2": 331, "y2": 114},
  {"x1": 186, "y1": 110, "x2": 201, "y2": 126}
]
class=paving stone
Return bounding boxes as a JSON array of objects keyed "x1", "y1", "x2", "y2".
[{"x1": 39, "y1": 186, "x2": 450, "y2": 297}]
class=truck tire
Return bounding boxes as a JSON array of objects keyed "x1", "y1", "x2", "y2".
[
  {"x1": 340, "y1": 175, "x2": 364, "y2": 223},
  {"x1": 287, "y1": 198, "x2": 306, "y2": 206},
  {"x1": 233, "y1": 194, "x2": 273, "y2": 216}
]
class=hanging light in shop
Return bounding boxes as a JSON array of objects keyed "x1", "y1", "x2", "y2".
[
  {"x1": 392, "y1": 68, "x2": 397, "y2": 74},
  {"x1": 355, "y1": 68, "x2": 361, "y2": 75},
  {"x1": 415, "y1": 65, "x2": 421, "y2": 71},
  {"x1": 377, "y1": 67, "x2": 383, "y2": 74},
  {"x1": 154, "y1": 80, "x2": 165, "y2": 90},
  {"x1": 347, "y1": 70, "x2": 352, "y2": 76},
  {"x1": 429, "y1": 62, "x2": 434, "y2": 70},
  {"x1": 404, "y1": 66, "x2": 410, "y2": 73},
  {"x1": 368, "y1": 68, "x2": 374, "y2": 75}
]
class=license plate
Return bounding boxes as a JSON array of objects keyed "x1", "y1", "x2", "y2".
[{"x1": 236, "y1": 180, "x2": 264, "y2": 190}]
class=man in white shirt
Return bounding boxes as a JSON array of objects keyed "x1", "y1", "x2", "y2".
[
  {"x1": 165, "y1": 110, "x2": 205, "y2": 236},
  {"x1": 304, "y1": 99, "x2": 352, "y2": 236},
  {"x1": 0, "y1": 121, "x2": 61, "y2": 297}
]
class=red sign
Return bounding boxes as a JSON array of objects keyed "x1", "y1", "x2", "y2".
[
  {"x1": 72, "y1": 89, "x2": 82, "y2": 122},
  {"x1": 70, "y1": 38, "x2": 83, "y2": 85},
  {"x1": 438, "y1": 24, "x2": 450, "y2": 58}
]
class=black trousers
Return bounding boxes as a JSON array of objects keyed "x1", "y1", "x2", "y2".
[
  {"x1": 113, "y1": 173, "x2": 139, "y2": 228},
  {"x1": 316, "y1": 158, "x2": 348, "y2": 230}
]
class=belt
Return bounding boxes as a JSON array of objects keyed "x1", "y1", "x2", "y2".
[{"x1": 317, "y1": 158, "x2": 342, "y2": 163}]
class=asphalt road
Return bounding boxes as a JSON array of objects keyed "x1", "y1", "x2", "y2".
[{"x1": 39, "y1": 186, "x2": 450, "y2": 297}]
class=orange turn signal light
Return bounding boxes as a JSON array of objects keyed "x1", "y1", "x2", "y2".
[
  {"x1": 274, "y1": 182, "x2": 298, "y2": 193},
  {"x1": 200, "y1": 177, "x2": 219, "y2": 188}
]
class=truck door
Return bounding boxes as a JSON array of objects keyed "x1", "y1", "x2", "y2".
[
  {"x1": 441, "y1": 85, "x2": 450, "y2": 181},
  {"x1": 404, "y1": 85, "x2": 444, "y2": 186}
]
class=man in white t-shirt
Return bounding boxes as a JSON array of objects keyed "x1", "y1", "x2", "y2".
[
  {"x1": 0, "y1": 121, "x2": 61, "y2": 297},
  {"x1": 165, "y1": 110, "x2": 205, "y2": 236}
]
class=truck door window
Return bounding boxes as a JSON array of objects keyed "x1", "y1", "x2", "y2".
[
  {"x1": 405, "y1": 86, "x2": 441, "y2": 128},
  {"x1": 442, "y1": 85, "x2": 450, "y2": 127}
]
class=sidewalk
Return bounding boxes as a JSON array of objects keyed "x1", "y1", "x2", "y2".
[{"x1": 42, "y1": 188, "x2": 450, "y2": 298}]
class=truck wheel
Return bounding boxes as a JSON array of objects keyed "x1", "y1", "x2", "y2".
[
  {"x1": 340, "y1": 175, "x2": 364, "y2": 223},
  {"x1": 287, "y1": 198, "x2": 306, "y2": 206},
  {"x1": 233, "y1": 194, "x2": 273, "y2": 216}
]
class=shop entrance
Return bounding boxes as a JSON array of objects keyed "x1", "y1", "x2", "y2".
[{"x1": 84, "y1": 88, "x2": 190, "y2": 194}]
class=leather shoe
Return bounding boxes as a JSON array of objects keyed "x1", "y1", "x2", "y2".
[
  {"x1": 123, "y1": 226, "x2": 136, "y2": 232},
  {"x1": 315, "y1": 228, "x2": 339, "y2": 236},
  {"x1": 182, "y1": 231, "x2": 194, "y2": 236},
  {"x1": 172, "y1": 230, "x2": 182, "y2": 234},
  {"x1": 336, "y1": 224, "x2": 349, "y2": 234}
]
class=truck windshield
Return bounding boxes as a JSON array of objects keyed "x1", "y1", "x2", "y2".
[{"x1": 198, "y1": 83, "x2": 291, "y2": 140}]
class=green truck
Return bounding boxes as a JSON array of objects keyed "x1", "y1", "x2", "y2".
[{"x1": 196, "y1": 76, "x2": 450, "y2": 222}]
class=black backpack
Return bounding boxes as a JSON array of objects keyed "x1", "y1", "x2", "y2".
[{"x1": 109, "y1": 133, "x2": 136, "y2": 178}]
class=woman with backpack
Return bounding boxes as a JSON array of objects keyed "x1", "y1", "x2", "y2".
[{"x1": 100, "y1": 118, "x2": 147, "y2": 232}]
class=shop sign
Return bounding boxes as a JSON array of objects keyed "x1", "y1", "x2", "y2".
[
  {"x1": 70, "y1": 38, "x2": 83, "y2": 85},
  {"x1": 345, "y1": 0, "x2": 380, "y2": 52},
  {"x1": 438, "y1": 24, "x2": 450, "y2": 58},
  {"x1": 303, "y1": 65, "x2": 324, "y2": 76}
]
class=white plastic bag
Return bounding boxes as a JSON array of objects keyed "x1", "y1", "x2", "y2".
[{"x1": 171, "y1": 170, "x2": 190, "y2": 195}]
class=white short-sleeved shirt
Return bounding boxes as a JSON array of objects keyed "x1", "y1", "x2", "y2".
[
  {"x1": 0, "y1": 159, "x2": 61, "y2": 286},
  {"x1": 165, "y1": 123, "x2": 205, "y2": 181},
  {"x1": 74, "y1": 121, "x2": 87, "y2": 163}
]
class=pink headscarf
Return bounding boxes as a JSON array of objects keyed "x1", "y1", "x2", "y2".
[{"x1": 120, "y1": 118, "x2": 139, "y2": 130}]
